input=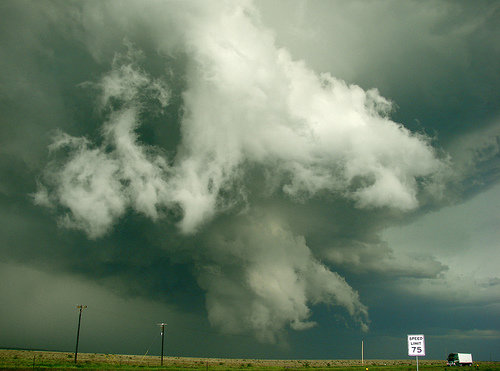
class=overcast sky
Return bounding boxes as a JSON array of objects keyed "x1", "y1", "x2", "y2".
[{"x1": 1, "y1": 0, "x2": 499, "y2": 361}]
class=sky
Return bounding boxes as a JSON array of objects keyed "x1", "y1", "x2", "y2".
[{"x1": 0, "y1": 0, "x2": 499, "y2": 361}]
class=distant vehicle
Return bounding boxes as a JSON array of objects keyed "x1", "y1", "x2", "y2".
[{"x1": 447, "y1": 353, "x2": 473, "y2": 366}]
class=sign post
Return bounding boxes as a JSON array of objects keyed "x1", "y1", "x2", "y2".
[{"x1": 407, "y1": 334, "x2": 425, "y2": 371}]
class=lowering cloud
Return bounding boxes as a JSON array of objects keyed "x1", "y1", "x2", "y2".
[
  {"x1": 32, "y1": 0, "x2": 450, "y2": 342},
  {"x1": 198, "y1": 212, "x2": 369, "y2": 343}
]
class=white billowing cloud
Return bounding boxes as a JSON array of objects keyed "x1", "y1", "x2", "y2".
[
  {"x1": 35, "y1": 133, "x2": 126, "y2": 238},
  {"x1": 34, "y1": 0, "x2": 448, "y2": 341},
  {"x1": 170, "y1": 1, "x2": 445, "y2": 231},
  {"x1": 37, "y1": 0, "x2": 446, "y2": 235},
  {"x1": 198, "y1": 213, "x2": 369, "y2": 343},
  {"x1": 34, "y1": 51, "x2": 172, "y2": 238}
]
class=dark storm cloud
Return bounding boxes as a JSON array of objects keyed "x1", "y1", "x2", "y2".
[
  {"x1": 0, "y1": 0, "x2": 499, "y2": 360},
  {"x1": 256, "y1": 0, "x2": 500, "y2": 200},
  {"x1": 30, "y1": 0, "x2": 450, "y2": 339},
  {"x1": 257, "y1": 1, "x2": 500, "y2": 126}
]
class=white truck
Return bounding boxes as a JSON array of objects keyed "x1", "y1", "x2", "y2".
[{"x1": 447, "y1": 353, "x2": 473, "y2": 366}]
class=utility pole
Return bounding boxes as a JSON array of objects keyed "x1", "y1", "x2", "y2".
[
  {"x1": 362, "y1": 339, "x2": 364, "y2": 365},
  {"x1": 74, "y1": 305, "x2": 87, "y2": 364},
  {"x1": 157, "y1": 323, "x2": 167, "y2": 366}
]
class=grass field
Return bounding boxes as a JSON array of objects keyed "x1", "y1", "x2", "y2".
[{"x1": 1, "y1": 349, "x2": 499, "y2": 370}]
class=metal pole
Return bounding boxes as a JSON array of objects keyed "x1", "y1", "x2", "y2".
[
  {"x1": 74, "y1": 305, "x2": 87, "y2": 364},
  {"x1": 416, "y1": 355, "x2": 419, "y2": 371}
]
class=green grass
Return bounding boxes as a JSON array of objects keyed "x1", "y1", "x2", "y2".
[{"x1": 1, "y1": 349, "x2": 499, "y2": 370}]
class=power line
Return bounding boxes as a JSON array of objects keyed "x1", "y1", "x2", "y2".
[{"x1": 141, "y1": 332, "x2": 158, "y2": 359}]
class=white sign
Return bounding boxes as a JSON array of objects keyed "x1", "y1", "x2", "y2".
[{"x1": 407, "y1": 334, "x2": 425, "y2": 357}]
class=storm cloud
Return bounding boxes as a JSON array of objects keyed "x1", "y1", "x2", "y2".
[
  {"x1": 31, "y1": 0, "x2": 448, "y2": 340},
  {"x1": 1, "y1": 0, "x2": 499, "y2": 360}
]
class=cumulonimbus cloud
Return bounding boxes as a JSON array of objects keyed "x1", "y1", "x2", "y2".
[
  {"x1": 198, "y1": 212, "x2": 369, "y2": 343},
  {"x1": 33, "y1": 0, "x2": 449, "y2": 341}
]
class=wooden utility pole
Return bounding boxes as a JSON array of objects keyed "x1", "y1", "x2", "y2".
[
  {"x1": 362, "y1": 339, "x2": 364, "y2": 365},
  {"x1": 74, "y1": 305, "x2": 87, "y2": 364},
  {"x1": 158, "y1": 323, "x2": 167, "y2": 366}
]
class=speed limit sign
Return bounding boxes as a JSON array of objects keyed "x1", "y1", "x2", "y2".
[{"x1": 407, "y1": 334, "x2": 426, "y2": 357}]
